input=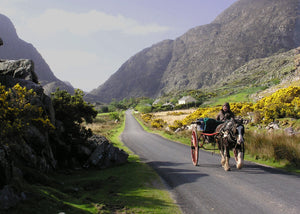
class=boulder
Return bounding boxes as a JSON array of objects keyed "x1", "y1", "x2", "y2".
[
  {"x1": 285, "y1": 127, "x2": 295, "y2": 136},
  {"x1": 84, "y1": 135, "x2": 128, "y2": 169},
  {"x1": 0, "y1": 185, "x2": 26, "y2": 210},
  {"x1": 0, "y1": 59, "x2": 38, "y2": 83},
  {"x1": 0, "y1": 145, "x2": 12, "y2": 189}
]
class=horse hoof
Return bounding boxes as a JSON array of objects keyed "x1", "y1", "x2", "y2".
[
  {"x1": 224, "y1": 167, "x2": 231, "y2": 171},
  {"x1": 236, "y1": 162, "x2": 244, "y2": 169}
]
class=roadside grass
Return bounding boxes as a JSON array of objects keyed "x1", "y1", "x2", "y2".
[
  {"x1": 135, "y1": 112, "x2": 300, "y2": 174},
  {"x1": 88, "y1": 112, "x2": 181, "y2": 213},
  {"x1": 7, "y1": 112, "x2": 181, "y2": 214}
]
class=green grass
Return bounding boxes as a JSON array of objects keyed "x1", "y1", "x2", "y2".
[
  {"x1": 206, "y1": 87, "x2": 264, "y2": 106},
  {"x1": 6, "y1": 112, "x2": 181, "y2": 214}
]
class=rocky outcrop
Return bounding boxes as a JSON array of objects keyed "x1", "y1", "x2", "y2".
[
  {"x1": 0, "y1": 14, "x2": 74, "y2": 94},
  {"x1": 84, "y1": 135, "x2": 129, "y2": 169},
  {"x1": 0, "y1": 37, "x2": 128, "y2": 210},
  {"x1": 0, "y1": 59, "x2": 38, "y2": 83}
]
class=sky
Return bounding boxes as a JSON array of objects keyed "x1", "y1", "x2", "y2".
[{"x1": 1, "y1": 0, "x2": 237, "y2": 92}]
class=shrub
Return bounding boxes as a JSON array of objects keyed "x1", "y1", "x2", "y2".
[
  {"x1": 141, "y1": 113, "x2": 153, "y2": 123},
  {"x1": 0, "y1": 83, "x2": 54, "y2": 142},
  {"x1": 135, "y1": 104, "x2": 152, "y2": 113},
  {"x1": 109, "y1": 112, "x2": 120, "y2": 121},
  {"x1": 254, "y1": 86, "x2": 300, "y2": 123},
  {"x1": 51, "y1": 88, "x2": 97, "y2": 144},
  {"x1": 168, "y1": 120, "x2": 183, "y2": 131},
  {"x1": 151, "y1": 119, "x2": 166, "y2": 128}
]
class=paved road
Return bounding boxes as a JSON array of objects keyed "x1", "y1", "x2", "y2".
[{"x1": 120, "y1": 110, "x2": 300, "y2": 214}]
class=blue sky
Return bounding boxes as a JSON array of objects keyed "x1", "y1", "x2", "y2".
[{"x1": 1, "y1": 0, "x2": 237, "y2": 91}]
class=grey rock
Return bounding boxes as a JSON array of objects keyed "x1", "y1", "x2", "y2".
[
  {"x1": 85, "y1": 136, "x2": 128, "y2": 169},
  {"x1": 285, "y1": 127, "x2": 295, "y2": 136},
  {"x1": 0, "y1": 185, "x2": 21, "y2": 210},
  {"x1": 0, "y1": 145, "x2": 12, "y2": 189},
  {"x1": 0, "y1": 59, "x2": 38, "y2": 83}
]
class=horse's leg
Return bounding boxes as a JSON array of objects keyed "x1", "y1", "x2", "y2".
[
  {"x1": 224, "y1": 147, "x2": 231, "y2": 171},
  {"x1": 219, "y1": 140, "x2": 226, "y2": 167},
  {"x1": 220, "y1": 150, "x2": 225, "y2": 167},
  {"x1": 236, "y1": 149, "x2": 244, "y2": 169}
]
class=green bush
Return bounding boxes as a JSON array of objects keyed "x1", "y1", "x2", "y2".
[
  {"x1": 109, "y1": 112, "x2": 120, "y2": 121},
  {"x1": 51, "y1": 88, "x2": 97, "y2": 163}
]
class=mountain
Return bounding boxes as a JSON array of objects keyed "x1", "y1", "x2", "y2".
[
  {"x1": 0, "y1": 14, "x2": 74, "y2": 95},
  {"x1": 88, "y1": 0, "x2": 300, "y2": 103}
]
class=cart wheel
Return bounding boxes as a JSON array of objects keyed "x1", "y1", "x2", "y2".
[{"x1": 191, "y1": 129, "x2": 199, "y2": 166}]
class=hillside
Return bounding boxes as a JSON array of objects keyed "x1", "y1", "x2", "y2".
[
  {"x1": 0, "y1": 14, "x2": 74, "y2": 95},
  {"x1": 88, "y1": 0, "x2": 300, "y2": 103}
]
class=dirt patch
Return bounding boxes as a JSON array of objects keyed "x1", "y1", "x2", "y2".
[{"x1": 152, "y1": 109, "x2": 196, "y2": 125}]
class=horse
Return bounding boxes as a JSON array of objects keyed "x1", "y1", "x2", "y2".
[{"x1": 215, "y1": 118, "x2": 245, "y2": 171}]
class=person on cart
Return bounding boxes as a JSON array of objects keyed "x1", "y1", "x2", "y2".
[{"x1": 216, "y1": 102, "x2": 234, "y2": 121}]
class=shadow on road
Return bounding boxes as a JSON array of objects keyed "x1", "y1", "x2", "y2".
[
  {"x1": 146, "y1": 161, "x2": 209, "y2": 188},
  {"x1": 237, "y1": 162, "x2": 300, "y2": 177}
]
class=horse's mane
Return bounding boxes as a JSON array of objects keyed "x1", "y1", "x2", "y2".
[{"x1": 216, "y1": 118, "x2": 244, "y2": 134}]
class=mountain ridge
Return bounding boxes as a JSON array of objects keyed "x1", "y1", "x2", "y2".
[
  {"x1": 0, "y1": 14, "x2": 74, "y2": 95},
  {"x1": 88, "y1": 0, "x2": 300, "y2": 103}
]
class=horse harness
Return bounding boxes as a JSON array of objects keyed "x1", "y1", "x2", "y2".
[{"x1": 217, "y1": 120, "x2": 243, "y2": 147}]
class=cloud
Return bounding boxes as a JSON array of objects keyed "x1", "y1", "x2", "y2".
[{"x1": 24, "y1": 9, "x2": 170, "y2": 37}]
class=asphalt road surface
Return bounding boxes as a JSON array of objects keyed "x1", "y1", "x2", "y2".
[{"x1": 120, "y1": 110, "x2": 300, "y2": 214}]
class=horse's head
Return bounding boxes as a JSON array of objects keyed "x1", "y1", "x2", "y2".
[
  {"x1": 232, "y1": 119, "x2": 244, "y2": 145},
  {"x1": 219, "y1": 118, "x2": 245, "y2": 145}
]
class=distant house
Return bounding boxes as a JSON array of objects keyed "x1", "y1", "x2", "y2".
[
  {"x1": 152, "y1": 99, "x2": 160, "y2": 105},
  {"x1": 162, "y1": 102, "x2": 175, "y2": 109},
  {"x1": 178, "y1": 96, "x2": 197, "y2": 105}
]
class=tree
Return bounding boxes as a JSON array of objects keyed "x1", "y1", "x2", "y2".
[{"x1": 51, "y1": 88, "x2": 97, "y2": 151}]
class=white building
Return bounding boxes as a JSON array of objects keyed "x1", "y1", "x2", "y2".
[{"x1": 178, "y1": 96, "x2": 197, "y2": 105}]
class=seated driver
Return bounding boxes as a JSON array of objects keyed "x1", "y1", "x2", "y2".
[{"x1": 216, "y1": 102, "x2": 234, "y2": 121}]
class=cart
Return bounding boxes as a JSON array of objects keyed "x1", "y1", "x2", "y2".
[{"x1": 190, "y1": 118, "x2": 223, "y2": 166}]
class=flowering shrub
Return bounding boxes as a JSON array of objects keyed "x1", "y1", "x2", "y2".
[
  {"x1": 168, "y1": 120, "x2": 183, "y2": 131},
  {"x1": 141, "y1": 113, "x2": 153, "y2": 123},
  {"x1": 0, "y1": 83, "x2": 54, "y2": 142},
  {"x1": 181, "y1": 86, "x2": 300, "y2": 125},
  {"x1": 254, "y1": 86, "x2": 300, "y2": 123},
  {"x1": 181, "y1": 106, "x2": 220, "y2": 125},
  {"x1": 151, "y1": 119, "x2": 166, "y2": 128}
]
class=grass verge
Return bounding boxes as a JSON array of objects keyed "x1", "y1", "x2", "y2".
[{"x1": 6, "y1": 112, "x2": 181, "y2": 214}]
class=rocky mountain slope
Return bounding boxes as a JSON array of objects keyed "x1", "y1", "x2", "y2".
[
  {"x1": 88, "y1": 0, "x2": 300, "y2": 103},
  {"x1": 0, "y1": 14, "x2": 74, "y2": 95}
]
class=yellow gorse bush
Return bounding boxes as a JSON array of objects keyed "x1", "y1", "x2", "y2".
[
  {"x1": 151, "y1": 118, "x2": 166, "y2": 128},
  {"x1": 181, "y1": 87, "x2": 300, "y2": 125},
  {"x1": 181, "y1": 106, "x2": 220, "y2": 125},
  {"x1": 0, "y1": 83, "x2": 54, "y2": 141},
  {"x1": 254, "y1": 86, "x2": 300, "y2": 123},
  {"x1": 141, "y1": 113, "x2": 153, "y2": 123},
  {"x1": 140, "y1": 86, "x2": 300, "y2": 128}
]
